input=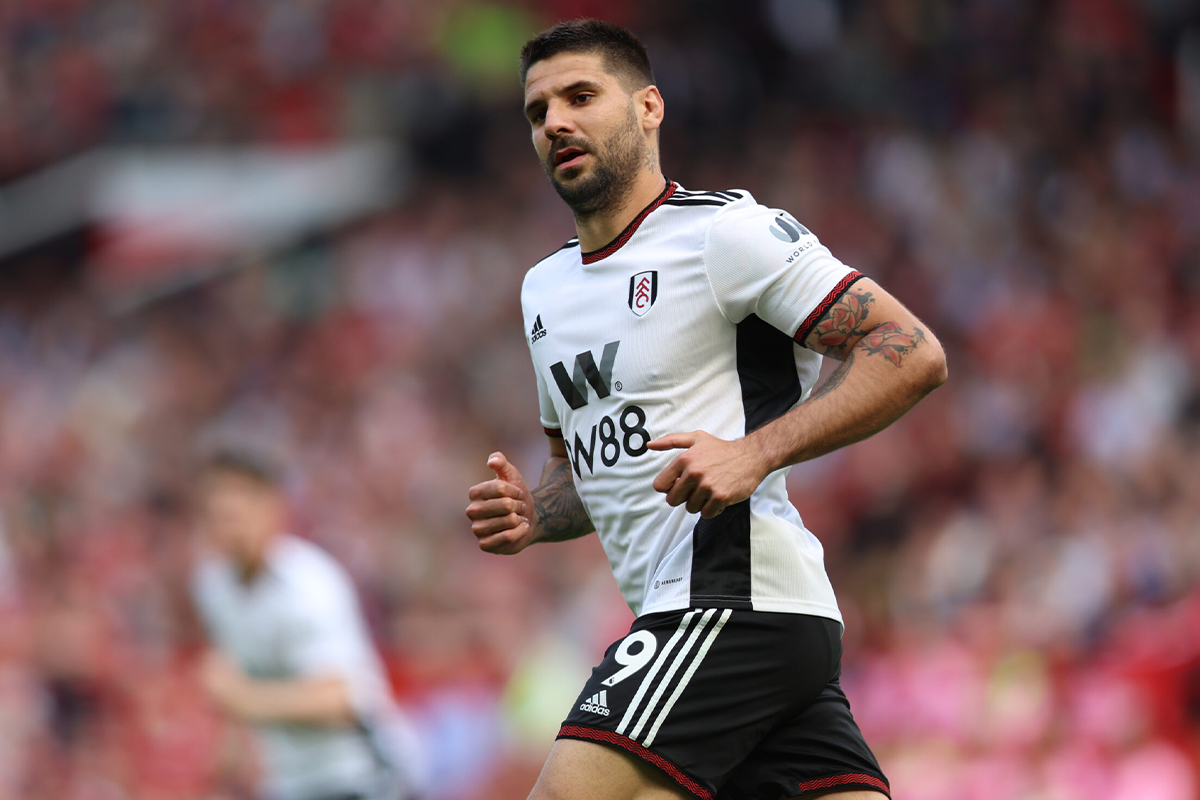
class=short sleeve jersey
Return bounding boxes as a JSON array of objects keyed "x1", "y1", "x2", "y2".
[
  {"x1": 193, "y1": 536, "x2": 419, "y2": 800},
  {"x1": 521, "y1": 183, "x2": 864, "y2": 621}
]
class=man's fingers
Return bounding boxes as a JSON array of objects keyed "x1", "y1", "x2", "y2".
[
  {"x1": 647, "y1": 433, "x2": 697, "y2": 451},
  {"x1": 487, "y1": 451, "x2": 523, "y2": 484},
  {"x1": 652, "y1": 458, "x2": 684, "y2": 494},
  {"x1": 465, "y1": 496, "x2": 527, "y2": 520},
  {"x1": 477, "y1": 522, "x2": 530, "y2": 554},
  {"x1": 685, "y1": 487, "x2": 711, "y2": 515},
  {"x1": 471, "y1": 513, "x2": 527, "y2": 538},
  {"x1": 467, "y1": 480, "x2": 524, "y2": 502},
  {"x1": 700, "y1": 497, "x2": 727, "y2": 519},
  {"x1": 665, "y1": 474, "x2": 698, "y2": 508}
]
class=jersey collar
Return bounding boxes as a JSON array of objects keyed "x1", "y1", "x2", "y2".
[{"x1": 581, "y1": 180, "x2": 678, "y2": 264}]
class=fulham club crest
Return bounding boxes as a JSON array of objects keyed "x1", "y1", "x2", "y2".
[{"x1": 628, "y1": 271, "x2": 658, "y2": 317}]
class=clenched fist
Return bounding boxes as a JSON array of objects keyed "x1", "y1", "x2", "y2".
[{"x1": 466, "y1": 452, "x2": 537, "y2": 555}]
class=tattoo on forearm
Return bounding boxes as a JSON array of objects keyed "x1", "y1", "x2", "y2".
[
  {"x1": 808, "y1": 350, "x2": 855, "y2": 403},
  {"x1": 533, "y1": 459, "x2": 593, "y2": 542},
  {"x1": 807, "y1": 322, "x2": 928, "y2": 404},
  {"x1": 811, "y1": 288, "x2": 875, "y2": 356},
  {"x1": 861, "y1": 322, "x2": 927, "y2": 366}
]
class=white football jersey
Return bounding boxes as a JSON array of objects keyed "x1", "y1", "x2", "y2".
[{"x1": 522, "y1": 182, "x2": 863, "y2": 621}]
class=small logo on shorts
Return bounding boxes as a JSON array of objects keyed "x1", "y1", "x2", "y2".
[{"x1": 579, "y1": 690, "x2": 610, "y2": 716}]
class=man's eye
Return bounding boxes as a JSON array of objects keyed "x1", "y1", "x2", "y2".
[{"x1": 574, "y1": 94, "x2": 592, "y2": 104}]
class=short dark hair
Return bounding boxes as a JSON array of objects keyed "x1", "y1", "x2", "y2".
[
  {"x1": 204, "y1": 448, "x2": 281, "y2": 487},
  {"x1": 520, "y1": 19, "x2": 655, "y2": 90}
]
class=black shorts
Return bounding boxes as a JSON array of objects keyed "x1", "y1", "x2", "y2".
[{"x1": 557, "y1": 608, "x2": 889, "y2": 800}]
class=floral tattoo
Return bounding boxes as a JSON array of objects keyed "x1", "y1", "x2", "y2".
[{"x1": 806, "y1": 287, "x2": 926, "y2": 366}]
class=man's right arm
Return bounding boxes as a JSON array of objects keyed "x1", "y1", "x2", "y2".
[{"x1": 466, "y1": 437, "x2": 594, "y2": 555}]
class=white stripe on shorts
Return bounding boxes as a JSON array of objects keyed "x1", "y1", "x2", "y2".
[
  {"x1": 641, "y1": 608, "x2": 732, "y2": 747},
  {"x1": 615, "y1": 609, "x2": 701, "y2": 736},
  {"x1": 628, "y1": 608, "x2": 717, "y2": 741}
]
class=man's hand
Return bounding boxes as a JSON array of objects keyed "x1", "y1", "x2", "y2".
[
  {"x1": 200, "y1": 650, "x2": 255, "y2": 719},
  {"x1": 466, "y1": 453, "x2": 537, "y2": 555},
  {"x1": 648, "y1": 431, "x2": 771, "y2": 518}
]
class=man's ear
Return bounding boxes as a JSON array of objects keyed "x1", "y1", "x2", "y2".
[{"x1": 638, "y1": 85, "x2": 665, "y2": 132}]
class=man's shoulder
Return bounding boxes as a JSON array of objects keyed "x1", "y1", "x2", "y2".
[
  {"x1": 523, "y1": 237, "x2": 580, "y2": 296},
  {"x1": 275, "y1": 535, "x2": 345, "y2": 574},
  {"x1": 662, "y1": 186, "x2": 754, "y2": 211}
]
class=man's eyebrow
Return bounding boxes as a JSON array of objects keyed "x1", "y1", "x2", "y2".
[{"x1": 524, "y1": 79, "x2": 603, "y2": 117}]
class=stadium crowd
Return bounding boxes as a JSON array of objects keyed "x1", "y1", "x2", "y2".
[{"x1": 3, "y1": 1, "x2": 1200, "y2": 799}]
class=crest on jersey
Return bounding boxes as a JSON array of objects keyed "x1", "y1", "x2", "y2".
[{"x1": 628, "y1": 271, "x2": 658, "y2": 317}]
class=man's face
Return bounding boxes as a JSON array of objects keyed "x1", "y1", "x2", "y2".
[
  {"x1": 201, "y1": 471, "x2": 281, "y2": 569},
  {"x1": 523, "y1": 51, "x2": 648, "y2": 215}
]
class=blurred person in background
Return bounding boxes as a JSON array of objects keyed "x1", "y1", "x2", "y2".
[
  {"x1": 466, "y1": 19, "x2": 946, "y2": 800},
  {"x1": 194, "y1": 449, "x2": 423, "y2": 800}
]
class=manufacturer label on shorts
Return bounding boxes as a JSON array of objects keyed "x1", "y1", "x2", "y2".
[{"x1": 579, "y1": 689, "x2": 610, "y2": 716}]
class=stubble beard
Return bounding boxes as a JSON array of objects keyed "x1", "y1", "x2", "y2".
[{"x1": 544, "y1": 103, "x2": 646, "y2": 219}]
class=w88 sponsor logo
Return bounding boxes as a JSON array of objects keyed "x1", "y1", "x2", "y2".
[{"x1": 567, "y1": 404, "x2": 651, "y2": 478}]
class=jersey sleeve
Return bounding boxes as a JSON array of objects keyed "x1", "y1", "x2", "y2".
[
  {"x1": 533, "y1": 362, "x2": 562, "y2": 437},
  {"x1": 702, "y1": 199, "x2": 864, "y2": 342},
  {"x1": 522, "y1": 272, "x2": 562, "y2": 438}
]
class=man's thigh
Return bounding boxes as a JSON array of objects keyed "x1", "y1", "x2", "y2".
[{"x1": 529, "y1": 739, "x2": 692, "y2": 800}]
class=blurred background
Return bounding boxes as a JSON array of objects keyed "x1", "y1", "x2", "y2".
[{"x1": 3, "y1": 0, "x2": 1200, "y2": 798}]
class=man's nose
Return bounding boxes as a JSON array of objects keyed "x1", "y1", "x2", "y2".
[{"x1": 543, "y1": 102, "x2": 574, "y2": 138}]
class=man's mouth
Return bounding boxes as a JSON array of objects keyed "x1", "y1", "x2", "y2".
[{"x1": 553, "y1": 147, "x2": 588, "y2": 171}]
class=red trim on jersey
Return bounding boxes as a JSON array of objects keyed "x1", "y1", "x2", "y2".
[
  {"x1": 543, "y1": 426, "x2": 563, "y2": 438},
  {"x1": 557, "y1": 725, "x2": 712, "y2": 800},
  {"x1": 581, "y1": 181, "x2": 678, "y2": 264},
  {"x1": 793, "y1": 271, "x2": 865, "y2": 344},
  {"x1": 795, "y1": 772, "x2": 890, "y2": 796}
]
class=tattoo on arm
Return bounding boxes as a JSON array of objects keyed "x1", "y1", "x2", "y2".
[
  {"x1": 807, "y1": 350, "x2": 855, "y2": 403},
  {"x1": 532, "y1": 459, "x2": 593, "y2": 542},
  {"x1": 806, "y1": 287, "x2": 927, "y2": 367},
  {"x1": 808, "y1": 288, "x2": 875, "y2": 357},
  {"x1": 861, "y1": 323, "x2": 927, "y2": 366}
]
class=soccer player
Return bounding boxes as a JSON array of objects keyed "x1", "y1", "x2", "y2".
[
  {"x1": 466, "y1": 19, "x2": 947, "y2": 800},
  {"x1": 194, "y1": 450, "x2": 423, "y2": 800}
]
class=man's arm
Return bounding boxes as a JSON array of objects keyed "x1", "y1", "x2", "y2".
[
  {"x1": 649, "y1": 278, "x2": 947, "y2": 518},
  {"x1": 201, "y1": 651, "x2": 356, "y2": 725},
  {"x1": 466, "y1": 436, "x2": 594, "y2": 555}
]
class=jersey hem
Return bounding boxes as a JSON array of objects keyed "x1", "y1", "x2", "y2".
[
  {"x1": 636, "y1": 597, "x2": 843, "y2": 626},
  {"x1": 557, "y1": 724, "x2": 712, "y2": 800}
]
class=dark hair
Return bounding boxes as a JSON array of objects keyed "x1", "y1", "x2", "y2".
[
  {"x1": 204, "y1": 448, "x2": 281, "y2": 487},
  {"x1": 520, "y1": 19, "x2": 654, "y2": 90}
]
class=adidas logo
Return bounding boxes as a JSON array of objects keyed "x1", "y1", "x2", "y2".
[
  {"x1": 530, "y1": 314, "x2": 547, "y2": 343},
  {"x1": 579, "y1": 690, "x2": 610, "y2": 717}
]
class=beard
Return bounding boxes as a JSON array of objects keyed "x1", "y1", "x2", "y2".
[{"x1": 543, "y1": 103, "x2": 646, "y2": 218}]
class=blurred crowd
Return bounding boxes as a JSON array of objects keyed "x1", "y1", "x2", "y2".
[{"x1": 3, "y1": 1, "x2": 1200, "y2": 799}]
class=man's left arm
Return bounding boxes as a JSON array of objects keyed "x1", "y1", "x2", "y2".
[
  {"x1": 649, "y1": 278, "x2": 946, "y2": 518},
  {"x1": 201, "y1": 650, "x2": 357, "y2": 725}
]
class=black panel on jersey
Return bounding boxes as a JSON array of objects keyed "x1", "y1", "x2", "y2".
[
  {"x1": 690, "y1": 500, "x2": 753, "y2": 608},
  {"x1": 736, "y1": 314, "x2": 804, "y2": 432},
  {"x1": 688, "y1": 315, "x2": 804, "y2": 608}
]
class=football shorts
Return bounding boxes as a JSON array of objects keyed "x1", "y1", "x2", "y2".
[{"x1": 558, "y1": 608, "x2": 889, "y2": 799}]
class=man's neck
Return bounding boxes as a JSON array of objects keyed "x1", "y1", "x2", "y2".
[{"x1": 574, "y1": 170, "x2": 668, "y2": 253}]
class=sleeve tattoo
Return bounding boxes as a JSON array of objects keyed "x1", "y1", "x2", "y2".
[
  {"x1": 532, "y1": 458, "x2": 594, "y2": 542},
  {"x1": 807, "y1": 287, "x2": 927, "y2": 366}
]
